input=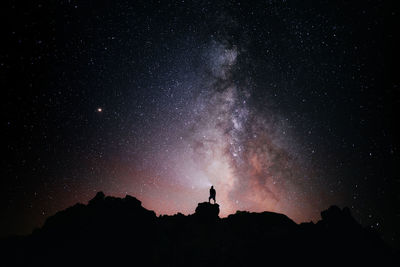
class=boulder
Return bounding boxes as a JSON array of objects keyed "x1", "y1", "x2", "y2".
[{"x1": 194, "y1": 202, "x2": 220, "y2": 222}]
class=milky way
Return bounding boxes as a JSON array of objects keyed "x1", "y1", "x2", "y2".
[{"x1": 124, "y1": 39, "x2": 323, "y2": 223}]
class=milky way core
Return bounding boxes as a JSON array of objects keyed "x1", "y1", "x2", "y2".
[{"x1": 119, "y1": 40, "x2": 322, "y2": 223}]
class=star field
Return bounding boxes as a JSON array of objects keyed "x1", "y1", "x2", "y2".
[{"x1": 2, "y1": 0, "x2": 398, "y2": 248}]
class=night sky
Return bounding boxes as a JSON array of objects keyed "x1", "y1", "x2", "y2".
[{"x1": 2, "y1": 1, "x2": 398, "y2": 247}]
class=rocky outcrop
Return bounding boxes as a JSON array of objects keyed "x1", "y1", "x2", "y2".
[
  {"x1": 1, "y1": 192, "x2": 394, "y2": 266},
  {"x1": 194, "y1": 202, "x2": 220, "y2": 222}
]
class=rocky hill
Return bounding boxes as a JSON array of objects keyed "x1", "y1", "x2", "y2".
[{"x1": 1, "y1": 192, "x2": 396, "y2": 266}]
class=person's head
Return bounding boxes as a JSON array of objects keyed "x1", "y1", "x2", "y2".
[{"x1": 211, "y1": 185, "x2": 213, "y2": 189}]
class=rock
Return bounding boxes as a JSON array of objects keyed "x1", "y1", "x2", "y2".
[
  {"x1": 2, "y1": 195, "x2": 392, "y2": 266},
  {"x1": 124, "y1": 194, "x2": 142, "y2": 207},
  {"x1": 320, "y1": 205, "x2": 359, "y2": 230},
  {"x1": 88, "y1": 191, "x2": 105, "y2": 205},
  {"x1": 194, "y1": 202, "x2": 220, "y2": 222}
]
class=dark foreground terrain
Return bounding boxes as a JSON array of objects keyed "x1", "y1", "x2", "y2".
[{"x1": 1, "y1": 192, "x2": 397, "y2": 266}]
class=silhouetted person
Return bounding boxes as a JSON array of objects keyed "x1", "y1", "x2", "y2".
[{"x1": 209, "y1": 186, "x2": 216, "y2": 204}]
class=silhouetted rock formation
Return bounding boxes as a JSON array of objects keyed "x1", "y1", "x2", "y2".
[
  {"x1": 194, "y1": 202, "x2": 219, "y2": 222},
  {"x1": 1, "y1": 192, "x2": 396, "y2": 266},
  {"x1": 319, "y1": 205, "x2": 358, "y2": 229}
]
